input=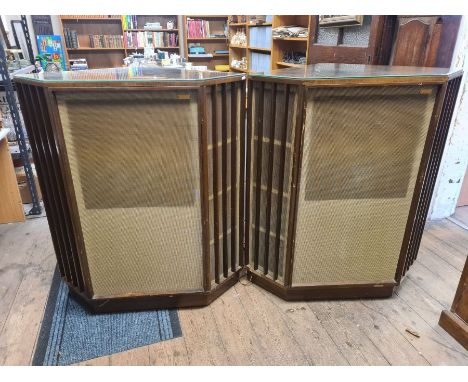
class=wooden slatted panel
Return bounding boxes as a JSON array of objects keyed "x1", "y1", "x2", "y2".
[
  {"x1": 249, "y1": 81, "x2": 299, "y2": 283},
  {"x1": 403, "y1": 76, "x2": 462, "y2": 275},
  {"x1": 16, "y1": 84, "x2": 71, "y2": 285},
  {"x1": 207, "y1": 82, "x2": 242, "y2": 284},
  {"x1": 34, "y1": 86, "x2": 85, "y2": 291}
]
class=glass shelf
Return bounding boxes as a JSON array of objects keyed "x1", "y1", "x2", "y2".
[
  {"x1": 14, "y1": 65, "x2": 243, "y2": 84},
  {"x1": 250, "y1": 63, "x2": 459, "y2": 80}
]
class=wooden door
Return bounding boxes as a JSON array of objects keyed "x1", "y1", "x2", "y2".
[{"x1": 390, "y1": 16, "x2": 461, "y2": 68}]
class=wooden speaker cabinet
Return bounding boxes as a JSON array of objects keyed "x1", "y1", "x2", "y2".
[
  {"x1": 15, "y1": 67, "x2": 246, "y2": 312},
  {"x1": 246, "y1": 65, "x2": 462, "y2": 301},
  {"x1": 15, "y1": 64, "x2": 461, "y2": 312}
]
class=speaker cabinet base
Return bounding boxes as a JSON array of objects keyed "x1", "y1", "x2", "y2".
[
  {"x1": 69, "y1": 269, "x2": 242, "y2": 313},
  {"x1": 67, "y1": 267, "x2": 396, "y2": 313},
  {"x1": 248, "y1": 271, "x2": 395, "y2": 301}
]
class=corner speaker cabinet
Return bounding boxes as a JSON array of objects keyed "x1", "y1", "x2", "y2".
[{"x1": 15, "y1": 65, "x2": 462, "y2": 312}]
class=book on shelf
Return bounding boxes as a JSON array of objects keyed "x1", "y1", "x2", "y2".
[
  {"x1": 188, "y1": 53, "x2": 213, "y2": 58},
  {"x1": 250, "y1": 25, "x2": 272, "y2": 49},
  {"x1": 64, "y1": 28, "x2": 79, "y2": 48},
  {"x1": 69, "y1": 58, "x2": 88, "y2": 71},
  {"x1": 124, "y1": 31, "x2": 178, "y2": 49},
  {"x1": 88, "y1": 35, "x2": 124, "y2": 48},
  {"x1": 122, "y1": 15, "x2": 138, "y2": 30},
  {"x1": 250, "y1": 52, "x2": 271, "y2": 72},
  {"x1": 186, "y1": 18, "x2": 226, "y2": 39}
]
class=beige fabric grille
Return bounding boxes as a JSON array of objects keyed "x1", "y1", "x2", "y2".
[
  {"x1": 57, "y1": 91, "x2": 203, "y2": 296},
  {"x1": 292, "y1": 86, "x2": 436, "y2": 285}
]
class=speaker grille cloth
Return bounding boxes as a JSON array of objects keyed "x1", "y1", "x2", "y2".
[
  {"x1": 292, "y1": 86, "x2": 436, "y2": 285},
  {"x1": 57, "y1": 91, "x2": 203, "y2": 296}
]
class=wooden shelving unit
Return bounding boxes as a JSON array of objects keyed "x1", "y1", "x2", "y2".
[
  {"x1": 228, "y1": 16, "x2": 248, "y2": 72},
  {"x1": 59, "y1": 15, "x2": 125, "y2": 69},
  {"x1": 59, "y1": 15, "x2": 181, "y2": 69},
  {"x1": 122, "y1": 15, "x2": 180, "y2": 56},
  {"x1": 228, "y1": 16, "x2": 273, "y2": 73},
  {"x1": 184, "y1": 15, "x2": 229, "y2": 70},
  {"x1": 271, "y1": 15, "x2": 312, "y2": 70}
]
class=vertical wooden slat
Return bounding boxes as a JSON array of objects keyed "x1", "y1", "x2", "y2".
[
  {"x1": 221, "y1": 83, "x2": 229, "y2": 277},
  {"x1": 34, "y1": 85, "x2": 84, "y2": 291},
  {"x1": 244, "y1": 79, "x2": 253, "y2": 267},
  {"x1": 24, "y1": 84, "x2": 75, "y2": 285},
  {"x1": 253, "y1": 81, "x2": 265, "y2": 270},
  {"x1": 273, "y1": 84, "x2": 290, "y2": 281},
  {"x1": 198, "y1": 86, "x2": 211, "y2": 291},
  {"x1": 230, "y1": 82, "x2": 237, "y2": 272},
  {"x1": 16, "y1": 84, "x2": 66, "y2": 280},
  {"x1": 211, "y1": 85, "x2": 220, "y2": 284},
  {"x1": 284, "y1": 85, "x2": 306, "y2": 287},
  {"x1": 263, "y1": 83, "x2": 277, "y2": 275}
]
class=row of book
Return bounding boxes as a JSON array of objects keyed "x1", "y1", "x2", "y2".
[
  {"x1": 186, "y1": 19, "x2": 226, "y2": 38},
  {"x1": 124, "y1": 31, "x2": 178, "y2": 49},
  {"x1": 249, "y1": 26, "x2": 272, "y2": 49},
  {"x1": 70, "y1": 58, "x2": 88, "y2": 71},
  {"x1": 250, "y1": 52, "x2": 271, "y2": 73},
  {"x1": 89, "y1": 35, "x2": 124, "y2": 48},
  {"x1": 63, "y1": 28, "x2": 79, "y2": 48},
  {"x1": 122, "y1": 15, "x2": 138, "y2": 30}
]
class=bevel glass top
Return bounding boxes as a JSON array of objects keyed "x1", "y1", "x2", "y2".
[
  {"x1": 14, "y1": 66, "x2": 243, "y2": 83},
  {"x1": 250, "y1": 63, "x2": 459, "y2": 80}
]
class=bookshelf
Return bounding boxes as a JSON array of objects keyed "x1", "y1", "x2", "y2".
[
  {"x1": 228, "y1": 16, "x2": 273, "y2": 73},
  {"x1": 60, "y1": 16, "x2": 125, "y2": 69},
  {"x1": 271, "y1": 15, "x2": 313, "y2": 70},
  {"x1": 122, "y1": 15, "x2": 180, "y2": 55},
  {"x1": 184, "y1": 15, "x2": 229, "y2": 70}
]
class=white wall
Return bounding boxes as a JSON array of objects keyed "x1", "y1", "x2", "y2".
[{"x1": 429, "y1": 15, "x2": 468, "y2": 220}]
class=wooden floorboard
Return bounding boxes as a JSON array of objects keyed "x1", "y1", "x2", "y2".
[{"x1": 0, "y1": 215, "x2": 467, "y2": 365}]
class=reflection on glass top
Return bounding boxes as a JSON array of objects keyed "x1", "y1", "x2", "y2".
[
  {"x1": 250, "y1": 63, "x2": 458, "y2": 80},
  {"x1": 14, "y1": 66, "x2": 243, "y2": 83}
]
